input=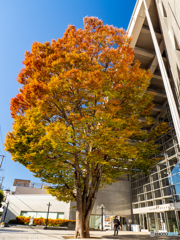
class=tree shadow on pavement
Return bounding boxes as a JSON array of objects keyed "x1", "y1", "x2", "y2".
[{"x1": 0, "y1": 229, "x2": 26, "y2": 233}]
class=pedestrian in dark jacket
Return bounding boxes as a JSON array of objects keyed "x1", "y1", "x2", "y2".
[{"x1": 113, "y1": 216, "x2": 120, "y2": 235}]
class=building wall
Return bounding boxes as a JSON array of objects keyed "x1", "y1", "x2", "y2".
[
  {"x1": 156, "y1": 0, "x2": 180, "y2": 106},
  {"x1": 2, "y1": 194, "x2": 71, "y2": 223},
  {"x1": 2, "y1": 179, "x2": 132, "y2": 224},
  {"x1": 10, "y1": 186, "x2": 47, "y2": 195},
  {"x1": 91, "y1": 180, "x2": 132, "y2": 220}
]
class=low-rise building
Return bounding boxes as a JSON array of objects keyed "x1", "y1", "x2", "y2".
[{"x1": 1, "y1": 178, "x2": 132, "y2": 229}]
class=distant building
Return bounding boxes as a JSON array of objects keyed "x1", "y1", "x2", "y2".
[{"x1": 1, "y1": 178, "x2": 131, "y2": 230}]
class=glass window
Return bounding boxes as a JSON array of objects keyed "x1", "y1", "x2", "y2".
[
  {"x1": 89, "y1": 215, "x2": 101, "y2": 229},
  {"x1": 149, "y1": 166, "x2": 157, "y2": 174},
  {"x1": 159, "y1": 162, "x2": 167, "y2": 170},
  {"x1": 170, "y1": 162, "x2": 180, "y2": 175},
  {"x1": 160, "y1": 169, "x2": 168, "y2": 178},
  {"x1": 137, "y1": 187, "x2": 143, "y2": 194},
  {"x1": 174, "y1": 195, "x2": 180, "y2": 203},
  {"x1": 166, "y1": 147, "x2": 176, "y2": 157},
  {"x1": 36, "y1": 212, "x2": 47, "y2": 218},
  {"x1": 156, "y1": 200, "x2": 162, "y2": 205},
  {"x1": 154, "y1": 189, "x2": 161, "y2": 198},
  {"x1": 140, "y1": 202, "x2": 145, "y2": 208},
  {"x1": 133, "y1": 214, "x2": 140, "y2": 224},
  {"x1": 132, "y1": 177, "x2": 136, "y2": 183},
  {"x1": 153, "y1": 181, "x2": 160, "y2": 190},
  {"x1": 172, "y1": 129, "x2": 176, "y2": 137},
  {"x1": 164, "y1": 197, "x2": 174, "y2": 204},
  {"x1": 162, "y1": 186, "x2": 172, "y2": 196},
  {"x1": 172, "y1": 184, "x2": 180, "y2": 195},
  {"x1": 146, "y1": 192, "x2": 152, "y2": 200},
  {"x1": 173, "y1": 137, "x2": 178, "y2": 144},
  {"x1": 132, "y1": 196, "x2": 138, "y2": 203},
  {"x1": 164, "y1": 132, "x2": 172, "y2": 142},
  {"x1": 166, "y1": 211, "x2": 178, "y2": 232},
  {"x1": 137, "y1": 180, "x2": 143, "y2": 187},
  {"x1": 47, "y1": 212, "x2": 57, "y2": 219},
  {"x1": 144, "y1": 176, "x2": 150, "y2": 184},
  {"x1": 132, "y1": 189, "x2": 137, "y2": 196},
  {"x1": 162, "y1": 177, "x2": 171, "y2": 187},
  {"x1": 144, "y1": 184, "x2": 151, "y2": 192},
  {"x1": 152, "y1": 173, "x2": 159, "y2": 181},
  {"x1": 171, "y1": 173, "x2": 180, "y2": 184},
  {"x1": 133, "y1": 204, "x2": 138, "y2": 209},
  {"x1": 169, "y1": 158, "x2": 178, "y2": 166},
  {"x1": 147, "y1": 201, "x2": 153, "y2": 206},
  {"x1": 147, "y1": 213, "x2": 156, "y2": 231},
  {"x1": 131, "y1": 182, "x2": 137, "y2": 189},
  {"x1": 176, "y1": 145, "x2": 180, "y2": 152},
  {"x1": 57, "y1": 213, "x2": 64, "y2": 219},
  {"x1": 21, "y1": 211, "x2": 28, "y2": 217},
  {"x1": 164, "y1": 140, "x2": 173, "y2": 150},
  {"x1": 139, "y1": 194, "x2": 145, "y2": 201}
]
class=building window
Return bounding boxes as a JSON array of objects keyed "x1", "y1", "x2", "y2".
[
  {"x1": 162, "y1": 186, "x2": 172, "y2": 196},
  {"x1": 153, "y1": 181, "x2": 160, "y2": 190},
  {"x1": 171, "y1": 173, "x2": 180, "y2": 185},
  {"x1": 160, "y1": 169, "x2": 168, "y2": 179},
  {"x1": 144, "y1": 184, "x2": 151, "y2": 192},
  {"x1": 133, "y1": 214, "x2": 140, "y2": 224},
  {"x1": 147, "y1": 201, "x2": 153, "y2": 206},
  {"x1": 154, "y1": 189, "x2": 161, "y2": 198},
  {"x1": 156, "y1": 199, "x2": 162, "y2": 205},
  {"x1": 161, "y1": 177, "x2": 170, "y2": 187},
  {"x1": 21, "y1": 211, "x2": 64, "y2": 219},
  {"x1": 146, "y1": 192, "x2": 152, "y2": 200}
]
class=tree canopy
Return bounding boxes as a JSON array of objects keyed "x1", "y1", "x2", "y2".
[
  {"x1": 5, "y1": 17, "x2": 168, "y2": 238},
  {"x1": 0, "y1": 190, "x2": 4, "y2": 208}
]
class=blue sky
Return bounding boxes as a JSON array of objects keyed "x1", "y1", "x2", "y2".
[{"x1": 0, "y1": 0, "x2": 136, "y2": 189}]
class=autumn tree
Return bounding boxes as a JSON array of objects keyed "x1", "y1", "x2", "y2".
[{"x1": 5, "y1": 17, "x2": 167, "y2": 238}]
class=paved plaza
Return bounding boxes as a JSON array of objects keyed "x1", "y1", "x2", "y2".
[{"x1": 0, "y1": 228, "x2": 180, "y2": 240}]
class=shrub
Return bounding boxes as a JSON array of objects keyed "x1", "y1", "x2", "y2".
[{"x1": 8, "y1": 216, "x2": 75, "y2": 226}]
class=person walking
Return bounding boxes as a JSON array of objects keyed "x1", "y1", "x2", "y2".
[{"x1": 113, "y1": 216, "x2": 120, "y2": 236}]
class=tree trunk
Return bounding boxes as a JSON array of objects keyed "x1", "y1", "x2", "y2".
[
  {"x1": 74, "y1": 163, "x2": 104, "y2": 238},
  {"x1": 75, "y1": 207, "x2": 91, "y2": 238}
]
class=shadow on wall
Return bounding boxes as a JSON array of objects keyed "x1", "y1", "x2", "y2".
[{"x1": 1, "y1": 206, "x2": 16, "y2": 223}]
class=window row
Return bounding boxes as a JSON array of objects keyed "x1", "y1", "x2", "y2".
[
  {"x1": 132, "y1": 159, "x2": 180, "y2": 187},
  {"x1": 132, "y1": 184, "x2": 180, "y2": 203},
  {"x1": 21, "y1": 211, "x2": 64, "y2": 219},
  {"x1": 133, "y1": 194, "x2": 180, "y2": 209}
]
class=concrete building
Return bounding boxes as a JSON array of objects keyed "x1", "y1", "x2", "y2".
[
  {"x1": 128, "y1": 0, "x2": 180, "y2": 233},
  {"x1": 1, "y1": 178, "x2": 132, "y2": 230}
]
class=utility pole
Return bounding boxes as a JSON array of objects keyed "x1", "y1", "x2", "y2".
[
  {"x1": 45, "y1": 202, "x2": 52, "y2": 229},
  {"x1": 0, "y1": 155, "x2": 5, "y2": 189},
  {"x1": 2, "y1": 201, "x2": 9, "y2": 223}
]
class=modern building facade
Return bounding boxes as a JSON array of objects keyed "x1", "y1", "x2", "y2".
[{"x1": 128, "y1": 0, "x2": 180, "y2": 233}]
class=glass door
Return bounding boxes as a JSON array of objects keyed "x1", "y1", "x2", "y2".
[
  {"x1": 140, "y1": 214, "x2": 147, "y2": 229},
  {"x1": 147, "y1": 213, "x2": 156, "y2": 231},
  {"x1": 156, "y1": 212, "x2": 167, "y2": 232}
]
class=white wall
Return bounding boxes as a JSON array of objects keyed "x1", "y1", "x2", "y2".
[{"x1": 2, "y1": 194, "x2": 71, "y2": 223}]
